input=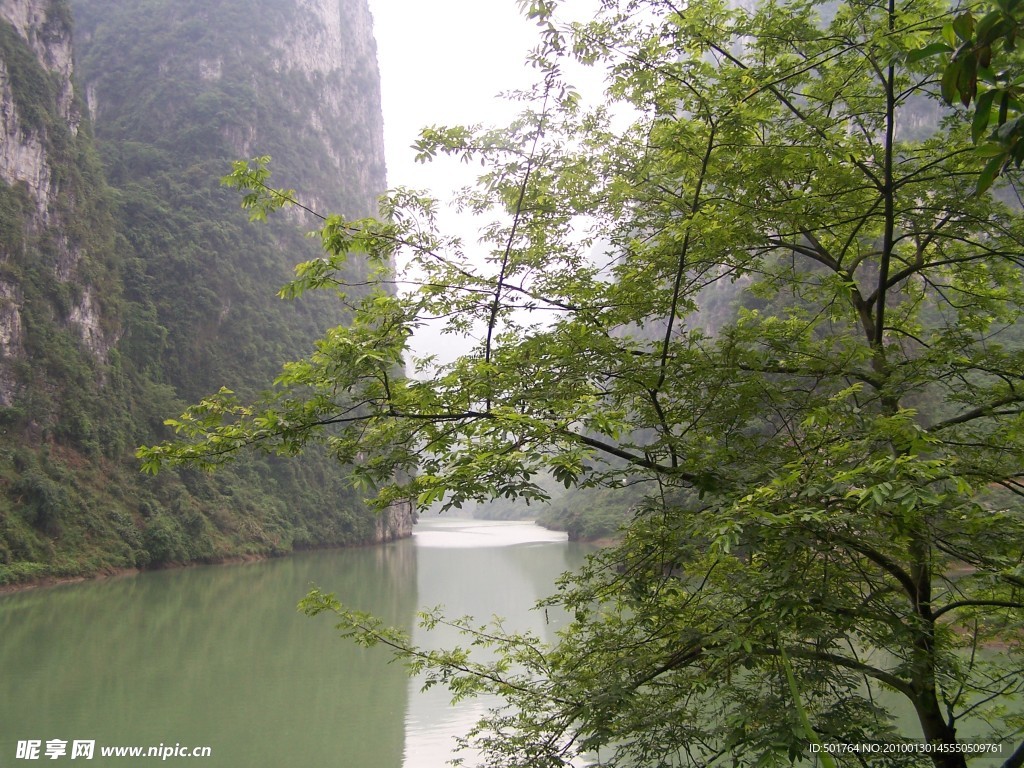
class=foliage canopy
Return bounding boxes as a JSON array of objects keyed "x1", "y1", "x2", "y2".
[
  {"x1": 916, "y1": 0, "x2": 1024, "y2": 191},
  {"x1": 144, "y1": 0, "x2": 1024, "y2": 765}
]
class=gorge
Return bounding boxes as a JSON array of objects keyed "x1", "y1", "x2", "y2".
[{"x1": 0, "y1": 0, "x2": 408, "y2": 587}]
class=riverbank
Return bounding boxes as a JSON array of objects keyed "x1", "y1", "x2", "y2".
[
  {"x1": 0, "y1": 500, "x2": 418, "y2": 594},
  {"x1": 535, "y1": 518, "x2": 621, "y2": 547},
  {"x1": 0, "y1": 551, "x2": 282, "y2": 596}
]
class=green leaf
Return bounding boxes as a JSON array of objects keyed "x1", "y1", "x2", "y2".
[
  {"x1": 953, "y1": 11, "x2": 976, "y2": 42},
  {"x1": 976, "y1": 152, "x2": 1007, "y2": 193},
  {"x1": 973, "y1": 89, "x2": 997, "y2": 142},
  {"x1": 975, "y1": 140, "x2": 1010, "y2": 156},
  {"x1": 941, "y1": 62, "x2": 961, "y2": 104},
  {"x1": 942, "y1": 21, "x2": 959, "y2": 48},
  {"x1": 957, "y1": 53, "x2": 979, "y2": 106},
  {"x1": 905, "y1": 41, "x2": 953, "y2": 64},
  {"x1": 995, "y1": 114, "x2": 1024, "y2": 140}
]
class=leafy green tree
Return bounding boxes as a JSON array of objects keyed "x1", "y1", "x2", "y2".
[
  {"x1": 913, "y1": 0, "x2": 1024, "y2": 191},
  {"x1": 143, "y1": 0, "x2": 1024, "y2": 764}
]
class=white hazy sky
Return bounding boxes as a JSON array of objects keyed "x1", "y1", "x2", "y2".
[
  {"x1": 365, "y1": 1, "x2": 558, "y2": 363},
  {"x1": 364, "y1": 1, "x2": 603, "y2": 363},
  {"x1": 368, "y1": 0, "x2": 540, "y2": 195}
]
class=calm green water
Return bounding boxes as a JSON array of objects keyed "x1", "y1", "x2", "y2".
[{"x1": 0, "y1": 518, "x2": 587, "y2": 767}]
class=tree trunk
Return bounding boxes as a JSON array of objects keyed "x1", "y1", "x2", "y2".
[{"x1": 915, "y1": 689, "x2": 968, "y2": 768}]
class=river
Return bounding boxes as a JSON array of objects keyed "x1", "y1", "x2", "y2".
[{"x1": 0, "y1": 518, "x2": 590, "y2": 767}]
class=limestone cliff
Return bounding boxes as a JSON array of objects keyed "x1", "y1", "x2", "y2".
[
  {"x1": 73, "y1": 0, "x2": 385, "y2": 225},
  {"x1": 68, "y1": 0, "x2": 407, "y2": 546},
  {"x1": 0, "y1": 0, "x2": 76, "y2": 216},
  {"x1": 265, "y1": 0, "x2": 386, "y2": 215},
  {"x1": 0, "y1": 0, "x2": 114, "y2": 405},
  {"x1": 375, "y1": 500, "x2": 418, "y2": 544}
]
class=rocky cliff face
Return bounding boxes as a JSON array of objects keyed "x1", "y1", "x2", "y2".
[
  {"x1": 375, "y1": 500, "x2": 418, "y2": 544},
  {"x1": 73, "y1": 0, "x2": 385, "y2": 220},
  {"x1": 266, "y1": 0, "x2": 385, "y2": 215},
  {"x1": 0, "y1": 0, "x2": 112, "y2": 405},
  {"x1": 0, "y1": 0, "x2": 76, "y2": 215},
  {"x1": 70, "y1": 0, "x2": 406, "y2": 546}
]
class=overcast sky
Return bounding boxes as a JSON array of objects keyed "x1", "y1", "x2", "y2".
[
  {"x1": 368, "y1": 1, "x2": 540, "y2": 195},
  {"x1": 364, "y1": 1, "x2": 551, "y2": 362},
  {"x1": 363, "y1": 1, "x2": 605, "y2": 364}
]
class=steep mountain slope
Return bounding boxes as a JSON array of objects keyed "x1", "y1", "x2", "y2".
[
  {"x1": 0, "y1": 0, "x2": 407, "y2": 586},
  {"x1": 70, "y1": 0, "x2": 385, "y2": 402}
]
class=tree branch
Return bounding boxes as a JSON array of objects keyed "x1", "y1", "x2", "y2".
[
  {"x1": 931, "y1": 599, "x2": 1024, "y2": 621},
  {"x1": 926, "y1": 395, "x2": 1024, "y2": 432}
]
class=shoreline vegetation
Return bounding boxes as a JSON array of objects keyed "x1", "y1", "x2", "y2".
[
  {"x1": 0, "y1": 513, "x2": 620, "y2": 596},
  {"x1": 0, "y1": 531, "x2": 411, "y2": 596}
]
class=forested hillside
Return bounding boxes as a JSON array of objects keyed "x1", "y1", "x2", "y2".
[{"x1": 0, "y1": 0, "x2": 403, "y2": 587}]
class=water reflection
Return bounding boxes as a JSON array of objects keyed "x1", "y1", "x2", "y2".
[
  {"x1": 404, "y1": 518, "x2": 583, "y2": 768},
  {"x1": 0, "y1": 518, "x2": 586, "y2": 768},
  {"x1": 0, "y1": 541, "x2": 418, "y2": 767}
]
